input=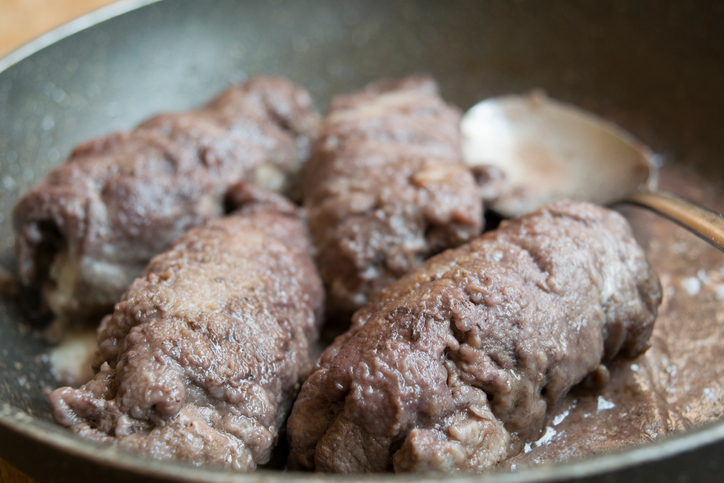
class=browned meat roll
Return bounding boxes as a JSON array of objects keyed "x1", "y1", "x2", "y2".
[
  {"x1": 49, "y1": 187, "x2": 324, "y2": 471},
  {"x1": 304, "y1": 75, "x2": 483, "y2": 318},
  {"x1": 13, "y1": 77, "x2": 319, "y2": 330},
  {"x1": 287, "y1": 201, "x2": 662, "y2": 473}
]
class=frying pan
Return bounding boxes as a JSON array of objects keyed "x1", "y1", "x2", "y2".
[{"x1": 1, "y1": 1, "x2": 723, "y2": 481}]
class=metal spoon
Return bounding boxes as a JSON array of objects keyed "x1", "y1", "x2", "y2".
[{"x1": 461, "y1": 91, "x2": 724, "y2": 252}]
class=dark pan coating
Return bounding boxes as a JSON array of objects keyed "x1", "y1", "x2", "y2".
[
  {"x1": 287, "y1": 201, "x2": 661, "y2": 473},
  {"x1": 49, "y1": 188, "x2": 324, "y2": 471},
  {"x1": 13, "y1": 77, "x2": 319, "y2": 329},
  {"x1": 304, "y1": 75, "x2": 483, "y2": 318}
]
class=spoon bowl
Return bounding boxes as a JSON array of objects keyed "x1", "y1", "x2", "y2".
[{"x1": 461, "y1": 92, "x2": 724, "y2": 252}]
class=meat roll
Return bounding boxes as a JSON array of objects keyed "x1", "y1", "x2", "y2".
[
  {"x1": 287, "y1": 201, "x2": 662, "y2": 473},
  {"x1": 13, "y1": 77, "x2": 319, "y2": 329},
  {"x1": 304, "y1": 75, "x2": 483, "y2": 318},
  {"x1": 50, "y1": 187, "x2": 324, "y2": 470}
]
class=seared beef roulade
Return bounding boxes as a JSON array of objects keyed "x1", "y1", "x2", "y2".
[
  {"x1": 287, "y1": 201, "x2": 661, "y2": 473},
  {"x1": 50, "y1": 187, "x2": 324, "y2": 471},
  {"x1": 14, "y1": 77, "x2": 319, "y2": 329},
  {"x1": 304, "y1": 75, "x2": 483, "y2": 318}
]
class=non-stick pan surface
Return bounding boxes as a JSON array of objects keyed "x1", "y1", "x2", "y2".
[{"x1": 1, "y1": 1, "x2": 723, "y2": 481}]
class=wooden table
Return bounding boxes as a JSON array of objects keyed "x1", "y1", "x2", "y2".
[
  {"x1": 0, "y1": 457, "x2": 36, "y2": 483},
  {"x1": 0, "y1": 1, "x2": 118, "y2": 479},
  {"x1": 0, "y1": 0, "x2": 117, "y2": 57}
]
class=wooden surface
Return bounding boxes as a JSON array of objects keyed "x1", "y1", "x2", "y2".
[
  {"x1": 0, "y1": 0, "x2": 118, "y2": 57},
  {"x1": 0, "y1": 457, "x2": 34, "y2": 483},
  {"x1": 1, "y1": 1, "x2": 119, "y2": 481}
]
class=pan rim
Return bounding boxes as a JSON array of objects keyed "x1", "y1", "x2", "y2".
[{"x1": 4, "y1": 400, "x2": 724, "y2": 482}]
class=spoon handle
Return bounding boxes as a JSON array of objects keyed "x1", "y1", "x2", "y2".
[{"x1": 625, "y1": 189, "x2": 724, "y2": 253}]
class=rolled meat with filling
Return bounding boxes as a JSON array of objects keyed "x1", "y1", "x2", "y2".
[
  {"x1": 287, "y1": 200, "x2": 662, "y2": 473},
  {"x1": 13, "y1": 77, "x2": 319, "y2": 330},
  {"x1": 50, "y1": 187, "x2": 324, "y2": 470},
  {"x1": 304, "y1": 75, "x2": 483, "y2": 318}
]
